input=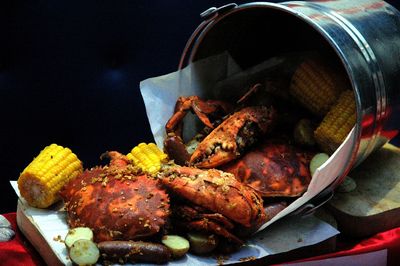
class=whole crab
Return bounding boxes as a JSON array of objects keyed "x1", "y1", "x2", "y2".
[
  {"x1": 164, "y1": 96, "x2": 233, "y2": 166},
  {"x1": 158, "y1": 166, "x2": 267, "y2": 245},
  {"x1": 60, "y1": 151, "x2": 170, "y2": 242},
  {"x1": 221, "y1": 140, "x2": 313, "y2": 197},
  {"x1": 164, "y1": 94, "x2": 276, "y2": 168}
]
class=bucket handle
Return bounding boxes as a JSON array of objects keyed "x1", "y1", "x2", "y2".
[{"x1": 178, "y1": 3, "x2": 238, "y2": 69}]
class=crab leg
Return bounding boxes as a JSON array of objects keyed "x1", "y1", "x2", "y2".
[
  {"x1": 163, "y1": 135, "x2": 191, "y2": 166},
  {"x1": 165, "y1": 96, "x2": 232, "y2": 135},
  {"x1": 174, "y1": 205, "x2": 235, "y2": 230},
  {"x1": 188, "y1": 219, "x2": 243, "y2": 245}
]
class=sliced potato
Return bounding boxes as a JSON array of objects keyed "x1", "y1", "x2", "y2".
[
  {"x1": 293, "y1": 119, "x2": 316, "y2": 146},
  {"x1": 69, "y1": 239, "x2": 99, "y2": 265},
  {"x1": 161, "y1": 235, "x2": 190, "y2": 258},
  {"x1": 64, "y1": 227, "x2": 94, "y2": 249},
  {"x1": 337, "y1": 176, "x2": 357, "y2": 193},
  {"x1": 310, "y1": 153, "x2": 330, "y2": 176},
  {"x1": 187, "y1": 232, "x2": 219, "y2": 254}
]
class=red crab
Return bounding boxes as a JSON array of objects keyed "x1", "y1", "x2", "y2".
[
  {"x1": 220, "y1": 140, "x2": 313, "y2": 197},
  {"x1": 60, "y1": 151, "x2": 170, "y2": 242},
  {"x1": 164, "y1": 95, "x2": 276, "y2": 168},
  {"x1": 158, "y1": 166, "x2": 267, "y2": 244},
  {"x1": 190, "y1": 106, "x2": 276, "y2": 168},
  {"x1": 164, "y1": 96, "x2": 233, "y2": 166},
  {"x1": 165, "y1": 95, "x2": 233, "y2": 136}
]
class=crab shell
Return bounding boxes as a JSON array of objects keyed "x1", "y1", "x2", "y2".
[
  {"x1": 190, "y1": 106, "x2": 276, "y2": 168},
  {"x1": 60, "y1": 155, "x2": 169, "y2": 242},
  {"x1": 159, "y1": 166, "x2": 266, "y2": 230},
  {"x1": 221, "y1": 141, "x2": 313, "y2": 197}
]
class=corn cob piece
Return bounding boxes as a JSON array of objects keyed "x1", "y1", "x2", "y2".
[
  {"x1": 127, "y1": 143, "x2": 168, "y2": 174},
  {"x1": 290, "y1": 58, "x2": 349, "y2": 116},
  {"x1": 314, "y1": 90, "x2": 356, "y2": 154},
  {"x1": 17, "y1": 144, "x2": 83, "y2": 208}
]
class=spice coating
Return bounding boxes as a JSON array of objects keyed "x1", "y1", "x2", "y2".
[{"x1": 60, "y1": 151, "x2": 169, "y2": 242}]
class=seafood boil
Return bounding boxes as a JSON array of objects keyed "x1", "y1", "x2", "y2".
[{"x1": 16, "y1": 56, "x2": 356, "y2": 265}]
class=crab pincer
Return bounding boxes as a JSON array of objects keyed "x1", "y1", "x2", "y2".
[
  {"x1": 158, "y1": 166, "x2": 267, "y2": 244},
  {"x1": 190, "y1": 106, "x2": 276, "y2": 168}
]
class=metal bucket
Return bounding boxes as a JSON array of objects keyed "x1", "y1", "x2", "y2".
[{"x1": 179, "y1": 0, "x2": 400, "y2": 209}]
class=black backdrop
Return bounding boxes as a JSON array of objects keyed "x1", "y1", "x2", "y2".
[
  {"x1": 0, "y1": 0, "x2": 252, "y2": 213},
  {"x1": 1, "y1": 1, "x2": 399, "y2": 213}
]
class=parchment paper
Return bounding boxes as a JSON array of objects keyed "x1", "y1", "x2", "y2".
[{"x1": 11, "y1": 181, "x2": 339, "y2": 266}]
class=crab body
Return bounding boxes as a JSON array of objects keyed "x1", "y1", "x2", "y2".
[
  {"x1": 221, "y1": 141, "x2": 313, "y2": 197},
  {"x1": 60, "y1": 152, "x2": 169, "y2": 242}
]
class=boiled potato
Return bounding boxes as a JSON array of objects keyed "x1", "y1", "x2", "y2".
[
  {"x1": 293, "y1": 119, "x2": 316, "y2": 147},
  {"x1": 187, "y1": 232, "x2": 219, "y2": 254},
  {"x1": 161, "y1": 235, "x2": 190, "y2": 258},
  {"x1": 69, "y1": 239, "x2": 99, "y2": 265},
  {"x1": 337, "y1": 176, "x2": 357, "y2": 193},
  {"x1": 64, "y1": 227, "x2": 94, "y2": 249},
  {"x1": 310, "y1": 153, "x2": 330, "y2": 176}
]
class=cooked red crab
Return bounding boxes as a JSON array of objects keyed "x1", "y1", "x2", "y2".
[
  {"x1": 164, "y1": 95, "x2": 276, "y2": 168},
  {"x1": 164, "y1": 95, "x2": 233, "y2": 166},
  {"x1": 221, "y1": 140, "x2": 313, "y2": 197},
  {"x1": 158, "y1": 166, "x2": 267, "y2": 245},
  {"x1": 60, "y1": 151, "x2": 169, "y2": 242},
  {"x1": 189, "y1": 106, "x2": 276, "y2": 168}
]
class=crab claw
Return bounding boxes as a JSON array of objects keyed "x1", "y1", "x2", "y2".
[
  {"x1": 165, "y1": 96, "x2": 233, "y2": 135},
  {"x1": 159, "y1": 166, "x2": 266, "y2": 229},
  {"x1": 189, "y1": 106, "x2": 276, "y2": 168}
]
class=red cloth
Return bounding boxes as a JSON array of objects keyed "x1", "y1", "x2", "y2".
[
  {"x1": 0, "y1": 213, "x2": 45, "y2": 266},
  {"x1": 289, "y1": 226, "x2": 400, "y2": 266},
  {"x1": 1, "y1": 212, "x2": 399, "y2": 265}
]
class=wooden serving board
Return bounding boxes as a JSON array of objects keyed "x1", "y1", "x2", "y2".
[
  {"x1": 328, "y1": 143, "x2": 400, "y2": 238},
  {"x1": 16, "y1": 200, "x2": 66, "y2": 266}
]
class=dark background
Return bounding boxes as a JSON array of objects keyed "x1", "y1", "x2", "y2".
[
  {"x1": 1, "y1": 0, "x2": 399, "y2": 213},
  {"x1": 0, "y1": 0, "x2": 252, "y2": 213}
]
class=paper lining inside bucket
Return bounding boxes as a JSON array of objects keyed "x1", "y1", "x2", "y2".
[{"x1": 140, "y1": 51, "x2": 357, "y2": 232}]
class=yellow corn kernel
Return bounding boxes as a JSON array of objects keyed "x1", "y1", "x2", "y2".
[
  {"x1": 17, "y1": 144, "x2": 83, "y2": 208},
  {"x1": 314, "y1": 90, "x2": 356, "y2": 154},
  {"x1": 290, "y1": 58, "x2": 349, "y2": 116},
  {"x1": 127, "y1": 143, "x2": 167, "y2": 174}
]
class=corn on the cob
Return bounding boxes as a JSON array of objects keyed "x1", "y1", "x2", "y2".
[
  {"x1": 314, "y1": 90, "x2": 356, "y2": 154},
  {"x1": 290, "y1": 58, "x2": 349, "y2": 116},
  {"x1": 127, "y1": 143, "x2": 168, "y2": 174},
  {"x1": 17, "y1": 144, "x2": 83, "y2": 208}
]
